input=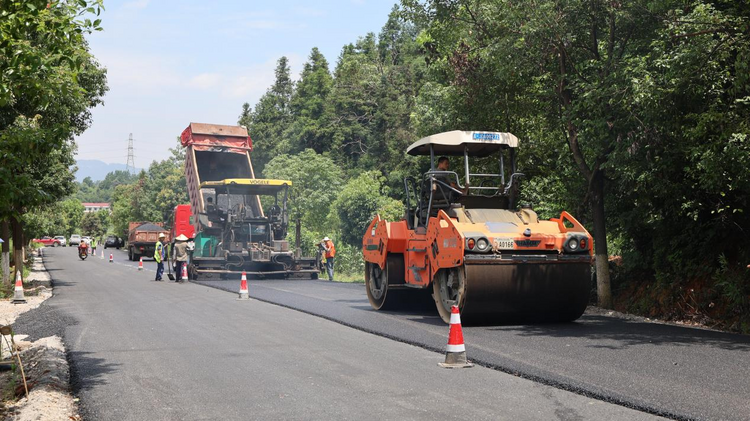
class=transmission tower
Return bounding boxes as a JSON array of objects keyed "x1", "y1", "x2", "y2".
[{"x1": 125, "y1": 133, "x2": 135, "y2": 174}]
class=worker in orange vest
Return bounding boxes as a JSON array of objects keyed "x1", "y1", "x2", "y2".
[{"x1": 322, "y1": 236, "x2": 336, "y2": 281}]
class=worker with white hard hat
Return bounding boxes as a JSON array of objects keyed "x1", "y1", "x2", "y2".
[{"x1": 154, "y1": 232, "x2": 166, "y2": 281}]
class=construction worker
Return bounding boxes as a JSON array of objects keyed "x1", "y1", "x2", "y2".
[
  {"x1": 154, "y1": 233, "x2": 166, "y2": 281},
  {"x1": 91, "y1": 236, "x2": 98, "y2": 256},
  {"x1": 322, "y1": 236, "x2": 336, "y2": 282},
  {"x1": 172, "y1": 234, "x2": 189, "y2": 283}
]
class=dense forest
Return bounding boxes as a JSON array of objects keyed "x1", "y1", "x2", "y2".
[{"x1": 34, "y1": 1, "x2": 748, "y2": 331}]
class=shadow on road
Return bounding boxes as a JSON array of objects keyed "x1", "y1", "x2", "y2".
[
  {"x1": 490, "y1": 315, "x2": 750, "y2": 351},
  {"x1": 69, "y1": 351, "x2": 120, "y2": 393}
]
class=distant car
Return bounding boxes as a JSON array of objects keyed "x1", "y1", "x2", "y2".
[
  {"x1": 54, "y1": 236, "x2": 67, "y2": 247},
  {"x1": 32, "y1": 236, "x2": 62, "y2": 247},
  {"x1": 81, "y1": 236, "x2": 91, "y2": 245},
  {"x1": 104, "y1": 235, "x2": 122, "y2": 249},
  {"x1": 69, "y1": 234, "x2": 81, "y2": 247}
]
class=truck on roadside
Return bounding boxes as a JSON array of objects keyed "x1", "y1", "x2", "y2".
[{"x1": 127, "y1": 222, "x2": 169, "y2": 261}]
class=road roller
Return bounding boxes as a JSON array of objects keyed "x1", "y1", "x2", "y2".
[{"x1": 362, "y1": 131, "x2": 593, "y2": 324}]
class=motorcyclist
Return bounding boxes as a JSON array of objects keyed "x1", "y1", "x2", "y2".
[{"x1": 78, "y1": 238, "x2": 89, "y2": 258}]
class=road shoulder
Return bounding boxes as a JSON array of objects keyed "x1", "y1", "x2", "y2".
[{"x1": 1, "y1": 249, "x2": 80, "y2": 420}]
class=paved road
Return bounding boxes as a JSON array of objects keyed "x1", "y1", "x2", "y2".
[
  {"x1": 14, "y1": 247, "x2": 661, "y2": 420},
  {"x1": 189, "y1": 273, "x2": 750, "y2": 421}
]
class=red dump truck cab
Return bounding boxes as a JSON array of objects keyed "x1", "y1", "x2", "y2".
[{"x1": 170, "y1": 204, "x2": 195, "y2": 240}]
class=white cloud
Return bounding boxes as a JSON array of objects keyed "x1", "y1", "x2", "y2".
[
  {"x1": 188, "y1": 73, "x2": 222, "y2": 90},
  {"x1": 96, "y1": 51, "x2": 181, "y2": 93}
]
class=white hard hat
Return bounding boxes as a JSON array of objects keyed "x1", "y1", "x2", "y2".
[
  {"x1": 175, "y1": 234, "x2": 188, "y2": 241},
  {"x1": 158, "y1": 233, "x2": 166, "y2": 238},
  {"x1": 323, "y1": 237, "x2": 330, "y2": 241}
]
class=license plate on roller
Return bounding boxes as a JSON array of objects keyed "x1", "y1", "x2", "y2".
[{"x1": 494, "y1": 238, "x2": 514, "y2": 250}]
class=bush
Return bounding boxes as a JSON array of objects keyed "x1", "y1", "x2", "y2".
[{"x1": 332, "y1": 171, "x2": 403, "y2": 247}]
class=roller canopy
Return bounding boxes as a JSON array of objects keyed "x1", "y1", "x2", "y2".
[{"x1": 406, "y1": 131, "x2": 519, "y2": 157}]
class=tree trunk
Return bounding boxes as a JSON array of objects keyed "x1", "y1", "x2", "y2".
[
  {"x1": 591, "y1": 170, "x2": 613, "y2": 308},
  {"x1": 11, "y1": 216, "x2": 24, "y2": 282},
  {"x1": 1, "y1": 220, "x2": 9, "y2": 285}
]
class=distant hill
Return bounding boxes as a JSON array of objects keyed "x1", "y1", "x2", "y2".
[{"x1": 74, "y1": 160, "x2": 140, "y2": 182}]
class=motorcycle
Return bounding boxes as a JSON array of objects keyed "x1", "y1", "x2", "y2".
[{"x1": 78, "y1": 244, "x2": 88, "y2": 260}]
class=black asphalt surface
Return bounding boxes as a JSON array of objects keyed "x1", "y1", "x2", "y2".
[
  {"x1": 190, "y1": 272, "x2": 750, "y2": 421},
  {"x1": 12, "y1": 247, "x2": 664, "y2": 420}
]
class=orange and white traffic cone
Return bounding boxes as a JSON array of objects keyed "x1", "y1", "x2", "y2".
[
  {"x1": 181, "y1": 264, "x2": 188, "y2": 282},
  {"x1": 109, "y1": 253, "x2": 113, "y2": 263},
  {"x1": 100, "y1": 250, "x2": 104, "y2": 259},
  {"x1": 12, "y1": 271, "x2": 27, "y2": 304},
  {"x1": 138, "y1": 257, "x2": 143, "y2": 270},
  {"x1": 438, "y1": 305, "x2": 473, "y2": 368},
  {"x1": 238, "y1": 271, "x2": 249, "y2": 300}
]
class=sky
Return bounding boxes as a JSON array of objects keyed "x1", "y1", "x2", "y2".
[{"x1": 74, "y1": 0, "x2": 399, "y2": 167}]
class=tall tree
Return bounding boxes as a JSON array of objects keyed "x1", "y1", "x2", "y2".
[
  {"x1": 403, "y1": 0, "x2": 750, "y2": 308},
  {"x1": 239, "y1": 56, "x2": 295, "y2": 176},
  {"x1": 0, "y1": 0, "x2": 107, "y2": 283},
  {"x1": 287, "y1": 48, "x2": 334, "y2": 154}
]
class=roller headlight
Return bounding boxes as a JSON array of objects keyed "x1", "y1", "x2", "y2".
[
  {"x1": 476, "y1": 238, "x2": 489, "y2": 251},
  {"x1": 568, "y1": 238, "x2": 579, "y2": 251}
]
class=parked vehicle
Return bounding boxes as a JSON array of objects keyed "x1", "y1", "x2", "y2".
[
  {"x1": 127, "y1": 222, "x2": 169, "y2": 261},
  {"x1": 69, "y1": 234, "x2": 81, "y2": 247},
  {"x1": 32, "y1": 236, "x2": 62, "y2": 247},
  {"x1": 54, "y1": 236, "x2": 67, "y2": 247},
  {"x1": 82, "y1": 236, "x2": 91, "y2": 245},
  {"x1": 104, "y1": 235, "x2": 123, "y2": 249}
]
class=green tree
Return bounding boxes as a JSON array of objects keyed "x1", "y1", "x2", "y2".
[
  {"x1": 263, "y1": 149, "x2": 344, "y2": 233},
  {"x1": 240, "y1": 56, "x2": 295, "y2": 176},
  {"x1": 332, "y1": 171, "x2": 403, "y2": 247},
  {"x1": 60, "y1": 198, "x2": 85, "y2": 236},
  {"x1": 81, "y1": 211, "x2": 106, "y2": 239},
  {"x1": 0, "y1": 0, "x2": 107, "y2": 283},
  {"x1": 402, "y1": 0, "x2": 750, "y2": 308},
  {"x1": 287, "y1": 48, "x2": 334, "y2": 154}
]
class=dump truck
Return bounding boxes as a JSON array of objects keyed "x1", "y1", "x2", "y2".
[
  {"x1": 181, "y1": 122, "x2": 317, "y2": 280},
  {"x1": 128, "y1": 222, "x2": 169, "y2": 261},
  {"x1": 362, "y1": 131, "x2": 593, "y2": 324}
]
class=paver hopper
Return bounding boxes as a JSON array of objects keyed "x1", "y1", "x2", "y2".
[{"x1": 362, "y1": 131, "x2": 593, "y2": 324}]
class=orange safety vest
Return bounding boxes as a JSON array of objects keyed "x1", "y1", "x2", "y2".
[{"x1": 324, "y1": 240, "x2": 336, "y2": 259}]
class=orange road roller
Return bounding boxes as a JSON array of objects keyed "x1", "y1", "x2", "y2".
[{"x1": 362, "y1": 131, "x2": 593, "y2": 324}]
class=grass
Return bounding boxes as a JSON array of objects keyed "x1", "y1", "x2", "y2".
[{"x1": 323, "y1": 272, "x2": 364, "y2": 283}]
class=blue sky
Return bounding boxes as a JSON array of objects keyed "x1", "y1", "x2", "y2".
[{"x1": 75, "y1": 0, "x2": 399, "y2": 167}]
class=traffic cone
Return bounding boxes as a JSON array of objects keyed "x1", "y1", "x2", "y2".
[
  {"x1": 12, "y1": 271, "x2": 27, "y2": 304},
  {"x1": 181, "y1": 264, "x2": 188, "y2": 282},
  {"x1": 138, "y1": 257, "x2": 143, "y2": 270},
  {"x1": 100, "y1": 250, "x2": 104, "y2": 259},
  {"x1": 438, "y1": 305, "x2": 473, "y2": 368},
  {"x1": 109, "y1": 253, "x2": 113, "y2": 263},
  {"x1": 238, "y1": 272, "x2": 249, "y2": 300}
]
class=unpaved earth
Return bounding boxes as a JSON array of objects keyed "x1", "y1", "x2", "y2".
[{"x1": 0, "y1": 250, "x2": 79, "y2": 421}]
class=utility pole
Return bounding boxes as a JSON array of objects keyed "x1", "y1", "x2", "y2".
[{"x1": 126, "y1": 133, "x2": 135, "y2": 174}]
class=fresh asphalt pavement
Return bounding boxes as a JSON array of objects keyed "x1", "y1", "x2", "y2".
[
  {"x1": 14, "y1": 247, "x2": 664, "y2": 421},
  {"x1": 188, "y1": 271, "x2": 750, "y2": 421}
]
